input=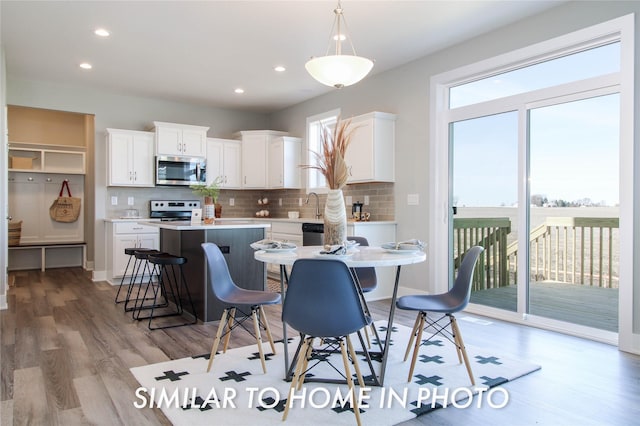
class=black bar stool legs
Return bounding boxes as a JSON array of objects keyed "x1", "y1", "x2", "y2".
[
  {"x1": 124, "y1": 249, "x2": 163, "y2": 313},
  {"x1": 133, "y1": 253, "x2": 198, "y2": 330}
]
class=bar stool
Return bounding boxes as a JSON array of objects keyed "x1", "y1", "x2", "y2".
[
  {"x1": 115, "y1": 247, "x2": 145, "y2": 304},
  {"x1": 124, "y1": 248, "x2": 164, "y2": 313},
  {"x1": 133, "y1": 253, "x2": 198, "y2": 329}
]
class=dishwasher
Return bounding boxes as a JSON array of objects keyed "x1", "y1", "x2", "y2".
[{"x1": 302, "y1": 222, "x2": 324, "y2": 246}]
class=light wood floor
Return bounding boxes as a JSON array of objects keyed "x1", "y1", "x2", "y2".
[{"x1": 2, "y1": 267, "x2": 639, "y2": 425}]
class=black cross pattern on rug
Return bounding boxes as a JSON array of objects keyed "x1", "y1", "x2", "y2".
[
  {"x1": 154, "y1": 370, "x2": 189, "y2": 382},
  {"x1": 182, "y1": 396, "x2": 215, "y2": 411},
  {"x1": 420, "y1": 339, "x2": 445, "y2": 347},
  {"x1": 475, "y1": 355, "x2": 502, "y2": 365},
  {"x1": 413, "y1": 374, "x2": 444, "y2": 386},
  {"x1": 480, "y1": 375, "x2": 508, "y2": 387},
  {"x1": 310, "y1": 352, "x2": 331, "y2": 362},
  {"x1": 378, "y1": 324, "x2": 398, "y2": 333},
  {"x1": 256, "y1": 397, "x2": 287, "y2": 413},
  {"x1": 372, "y1": 336, "x2": 394, "y2": 347},
  {"x1": 410, "y1": 400, "x2": 444, "y2": 416},
  {"x1": 274, "y1": 337, "x2": 296, "y2": 344},
  {"x1": 418, "y1": 354, "x2": 445, "y2": 364},
  {"x1": 331, "y1": 400, "x2": 364, "y2": 416},
  {"x1": 247, "y1": 352, "x2": 274, "y2": 362},
  {"x1": 192, "y1": 353, "x2": 210, "y2": 360},
  {"x1": 364, "y1": 351, "x2": 384, "y2": 363},
  {"x1": 219, "y1": 370, "x2": 252, "y2": 382}
]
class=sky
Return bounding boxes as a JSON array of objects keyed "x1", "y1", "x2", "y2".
[{"x1": 451, "y1": 42, "x2": 620, "y2": 207}]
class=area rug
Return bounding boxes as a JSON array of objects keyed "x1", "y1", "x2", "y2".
[{"x1": 130, "y1": 321, "x2": 540, "y2": 425}]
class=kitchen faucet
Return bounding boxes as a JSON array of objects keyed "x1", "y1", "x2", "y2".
[{"x1": 305, "y1": 192, "x2": 322, "y2": 219}]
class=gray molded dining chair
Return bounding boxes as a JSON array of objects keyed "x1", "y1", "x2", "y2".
[
  {"x1": 347, "y1": 236, "x2": 380, "y2": 348},
  {"x1": 396, "y1": 245, "x2": 484, "y2": 385},
  {"x1": 201, "y1": 242, "x2": 281, "y2": 374},
  {"x1": 282, "y1": 258, "x2": 371, "y2": 426}
]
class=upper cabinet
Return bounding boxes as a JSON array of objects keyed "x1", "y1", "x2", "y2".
[
  {"x1": 153, "y1": 121, "x2": 208, "y2": 157},
  {"x1": 235, "y1": 130, "x2": 288, "y2": 189},
  {"x1": 345, "y1": 112, "x2": 396, "y2": 183},
  {"x1": 269, "y1": 136, "x2": 302, "y2": 189},
  {"x1": 206, "y1": 138, "x2": 242, "y2": 189},
  {"x1": 107, "y1": 129, "x2": 155, "y2": 187}
]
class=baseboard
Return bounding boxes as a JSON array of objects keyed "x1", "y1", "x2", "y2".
[{"x1": 92, "y1": 270, "x2": 107, "y2": 282}]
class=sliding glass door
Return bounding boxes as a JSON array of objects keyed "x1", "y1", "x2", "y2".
[{"x1": 528, "y1": 94, "x2": 620, "y2": 331}]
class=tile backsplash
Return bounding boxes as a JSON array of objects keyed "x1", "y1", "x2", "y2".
[{"x1": 105, "y1": 182, "x2": 394, "y2": 221}]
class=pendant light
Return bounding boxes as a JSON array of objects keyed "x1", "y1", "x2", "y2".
[{"x1": 305, "y1": 1, "x2": 374, "y2": 89}]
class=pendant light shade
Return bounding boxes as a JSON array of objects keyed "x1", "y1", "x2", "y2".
[
  {"x1": 305, "y1": 55, "x2": 374, "y2": 89},
  {"x1": 306, "y1": 2, "x2": 373, "y2": 89}
]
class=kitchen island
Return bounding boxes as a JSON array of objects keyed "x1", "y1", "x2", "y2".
[{"x1": 144, "y1": 220, "x2": 270, "y2": 322}]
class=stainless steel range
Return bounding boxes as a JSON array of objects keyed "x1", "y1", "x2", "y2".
[{"x1": 150, "y1": 199, "x2": 201, "y2": 221}]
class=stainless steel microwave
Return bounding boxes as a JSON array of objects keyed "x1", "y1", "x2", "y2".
[{"x1": 155, "y1": 156, "x2": 206, "y2": 186}]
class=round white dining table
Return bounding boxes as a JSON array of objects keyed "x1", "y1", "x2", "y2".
[{"x1": 254, "y1": 245, "x2": 426, "y2": 386}]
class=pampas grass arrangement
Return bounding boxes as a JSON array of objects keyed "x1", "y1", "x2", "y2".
[{"x1": 303, "y1": 118, "x2": 356, "y2": 189}]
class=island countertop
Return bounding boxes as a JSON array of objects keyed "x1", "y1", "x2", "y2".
[{"x1": 142, "y1": 220, "x2": 271, "y2": 231}]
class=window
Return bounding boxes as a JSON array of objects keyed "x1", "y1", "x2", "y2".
[{"x1": 305, "y1": 108, "x2": 340, "y2": 192}]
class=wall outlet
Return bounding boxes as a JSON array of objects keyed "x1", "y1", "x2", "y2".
[
  {"x1": 279, "y1": 198, "x2": 282, "y2": 206},
  {"x1": 229, "y1": 198, "x2": 235, "y2": 206},
  {"x1": 346, "y1": 196, "x2": 353, "y2": 206},
  {"x1": 364, "y1": 195, "x2": 370, "y2": 205},
  {"x1": 407, "y1": 194, "x2": 420, "y2": 205},
  {"x1": 299, "y1": 198, "x2": 303, "y2": 206},
  {"x1": 111, "y1": 196, "x2": 118, "y2": 206},
  {"x1": 127, "y1": 196, "x2": 134, "y2": 206}
]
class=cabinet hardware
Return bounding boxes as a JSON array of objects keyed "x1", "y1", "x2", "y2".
[
  {"x1": 46, "y1": 178, "x2": 52, "y2": 182},
  {"x1": 28, "y1": 177, "x2": 34, "y2": 181}
]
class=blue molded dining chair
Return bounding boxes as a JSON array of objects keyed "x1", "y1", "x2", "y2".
[
  {"x1": 201, "y1": 243, "x2": 281, "y2": 374},
  {"x1": 347, "y1": 236, "x2": 380, "y2": 348},
  {"x1": 282, "y1": 258, "x2": 371, "y2": 426},
  {"x1": 396, "y1": 245, "x2": 484, "y2": 384}
]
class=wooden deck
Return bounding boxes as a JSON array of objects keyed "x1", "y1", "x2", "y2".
[{"x1": 470, "y1": 281, "x2": 619, "y2": 332}]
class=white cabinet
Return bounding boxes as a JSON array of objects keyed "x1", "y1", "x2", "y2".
[
  {"x1": 153, "y1": 121, "x2": 208, "y2": 157},
  {"x1": 235, "y1": 130, "x2": 288, "y2": 189},
  {"x1": 206, "y1": 138, "x2": 242, "y2": 189},
  {"x1": 269, "y1": 136, "x2": 302, "y2": 189},
  {"x1": 107, "y1": 221, "x2": 160, "y2": 280},
  {"x1": 106, "y1": 129, "x2": 155, "y2": 187},
  {"x1": 267, "y1": 221, "x2": 303, "y2": 276},
  {"x1": 345, "y1": 112, "x2": 396, "y2": 183}
]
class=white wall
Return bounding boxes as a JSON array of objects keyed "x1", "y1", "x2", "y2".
[
  {"x1": 1, "y1": 46, "x2": 8, "y2": 309},
  {"x1": 7, "y1": 77, "x2": 270, "y2": 274}
]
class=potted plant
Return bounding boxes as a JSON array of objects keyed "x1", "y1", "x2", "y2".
[
  {"x1": 191, "y1": 177, "x2": 223, "y2": 223},
  {"x1": 301, "y1": 117, "x2": 356, "y2": 245}
]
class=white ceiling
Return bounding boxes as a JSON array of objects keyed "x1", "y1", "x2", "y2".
[{"x1": 1, "y1": 1, "x2": 564, "y2": 113}]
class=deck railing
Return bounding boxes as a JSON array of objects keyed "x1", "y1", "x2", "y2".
[
  {"x1": 453, "y1": 216, "x2": 620, "y2": 290},
  {"x1": 453, "y1": 218, "x2": 511, "y2": 291}
]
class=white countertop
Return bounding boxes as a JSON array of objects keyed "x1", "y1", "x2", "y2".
[
  {"x1": 104, "y1": 217, "x2": 395, "y2": 225},
  {"x1": 142, "y1": 220, "x2": 271, "y2": 230}
]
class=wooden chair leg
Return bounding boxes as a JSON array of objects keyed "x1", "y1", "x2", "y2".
[
  {"x1": 339, "y1": 338, "x2": 362, "y2": 426},
  {"x1": 222, "y1": 307, "x2": 236, "y2": 352},
  {"x1": 407, "y1": 312, "x2": 426, "y2": 382},
  {"x1": 259, "y1": 305, "x2": 277, "y2": 354},
  {"x1": 363, "y1": 326, "x2": 371, "y2": 349},
  {"x1": 207, "y1": 308, "x2": 229, "y2": 372},
  {"x1": 297, "y1": 337, "x2": 314, "y2": 391},
  {"x1": 251, "y1": 308, "x2": 267, "y2": 373},
  {"x1": 346, "y1": 335, "x2": 365, "y2": 387},
  {"x1": 283, "y1": 337, "x2": 310, "y2": 422},
  {"x1": 404, "y1": 313, "x2": 422, "y2": 361},
  {"x1": 451, "y1": 315, "x2": 475, "y2": 386}
]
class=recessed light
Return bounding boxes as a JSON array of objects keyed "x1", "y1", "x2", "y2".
[
  {"x1": 79, "y1": 63, "x2": 93, "y2": 70},
  {"x1": 94, "y1": 28, "x2": 110, "y2": 37},
  {"x1": 274, "y1": 66, "x2": 286, "y2": 72},
  {"x1": 234, "y1": 88, "x2": 245, "y2": 94}
]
